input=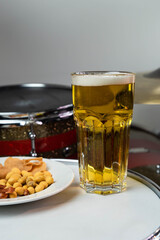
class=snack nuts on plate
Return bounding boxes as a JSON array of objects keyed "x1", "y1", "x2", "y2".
[{"x1": 0, "y1": 158, "x2": 54, "y2": 199}]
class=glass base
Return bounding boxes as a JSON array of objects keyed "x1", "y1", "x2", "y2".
[{"x1": 80, "y1": 182, "x2": 127, "y2": 195}]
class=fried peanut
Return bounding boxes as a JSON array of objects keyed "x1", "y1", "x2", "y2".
[
  {"x1": 35, "y1": 184, "x2": 44, "y2": 193},
  {"x1": 11, "y1": 168, "x2": 21, "y2": 174},
  {"x1": 6, "y1": 171, "x2": 14, "y2": 180},
  {"x1": 8, "y1": 174, "x2": 21, "y2": 185},
  {"x1": 34, "y1": 171, "x2": 43, "y2": 177},
  {"x1": 6, "y1": 182, "x2": 12, "y2": 188},
  {"x1": 39, "y1": 181, "x2": 48, "y2": 189},
  {"x1": 21, "y1": 170, "x2": 32, "y2": 177},
  {"x1": 24, "y1": 189, "x2": 29, "y2": 196},
  {"x1": 43, "y1": 171, "x2": 52, "y2": 177},
  {"x1": 18, "y1": 176, "x2": 26, "y2": 185},
  {"x1": 9, "y1": 191, "x2": 17, "y2": 198},
  {"x1": 27, "y1": 180, "x2": 36, "y2": 187},
  {"x1": 27, "y1": 187, "x2": 35, "y2": 194},
  {"x1": 13, "y1": 182, "x2": 22, "y2": 188},
  {"x1": 45, "y1": 176, "x2": 54, "y2": 185},
  {"x1": 26, "y1": 176, "x2": 34, "y2": 183},
  {"x1": 0, "y1": 179, "x2": 6, "y2": 185},
  {"x1": 34, "y1": 174, "x2": 45, "y2": 183},
  {"x1": 15, "y1": 187, "x2": 24, "y2": 196}
]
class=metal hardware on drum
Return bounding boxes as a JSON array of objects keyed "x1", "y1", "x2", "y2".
[
  {"x1": 29, "y1": 131, "x2": 37, "y2": 157},
  {"x1": 28, "y1": 114, "x2": 37, "y2": 157},
  {"x1": 62, "y1": 146, "x2": 75, "y2": 158}
]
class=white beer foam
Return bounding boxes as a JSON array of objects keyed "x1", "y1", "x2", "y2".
[{"x1": 71, "y1": 72, "x2": 135, "y2": 86}]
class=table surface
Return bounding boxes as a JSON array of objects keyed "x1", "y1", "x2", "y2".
[{"x1": 0, "y1": 159, "x2": 159, "y2": 240}]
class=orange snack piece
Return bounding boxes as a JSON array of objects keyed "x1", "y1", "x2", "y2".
[
  {"x1": 0, "y1": 164, "x2": 8, "y2": 179},
  {"x1": 4, "y1": 157, "x2": 32, "y2": 172},
  {"x1": 0, "y1": 157, "x2": 47, "y2": 179},
  {"x1": 31, "y1": 162, "x2": 47, "y2": 174}
]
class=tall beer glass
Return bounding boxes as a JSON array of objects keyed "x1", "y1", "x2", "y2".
[{"x1": 71, "y1": 71, "x2": 135, "y2": 195}]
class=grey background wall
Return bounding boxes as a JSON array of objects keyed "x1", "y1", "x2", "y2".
[{"x1": 0, "y1": 0, "x2": 160, "y2": 132}]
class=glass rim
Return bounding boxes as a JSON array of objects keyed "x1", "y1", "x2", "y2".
[{"x1": 71, "y1": 71, "x2": 135, "y2": 77}]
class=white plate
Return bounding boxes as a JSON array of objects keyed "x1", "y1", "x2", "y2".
[{"x1": 0, "y1": 157, "x2": 74, "y2": 205}]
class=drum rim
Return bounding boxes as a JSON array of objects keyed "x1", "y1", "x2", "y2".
[
  {"x1": 0, "y1": 83, "x2": 72, "y2": 113},
  {"x1": 0, "y1": 82, "x2": 71, "y2": 90},
  {"x1": 0, "y1": 83, "x2": 73, "y2": 126}
]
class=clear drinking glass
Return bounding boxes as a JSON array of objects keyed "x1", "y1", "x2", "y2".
[{"x1": 71, "y1": 71, "x2": 135, "y2": 195}]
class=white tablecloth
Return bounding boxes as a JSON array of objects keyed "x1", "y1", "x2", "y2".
[{"x1": 0, "y1": 160, "x2": 159, "y2": 240}]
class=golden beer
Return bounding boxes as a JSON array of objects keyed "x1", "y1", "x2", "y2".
[{"x1": 71, "y1": 71, "x2": 135, "y2": 194}]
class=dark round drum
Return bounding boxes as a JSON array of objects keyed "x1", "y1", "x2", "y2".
[{"x1": 0, "y1": 83, "x2": 77, "y2": 159}]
